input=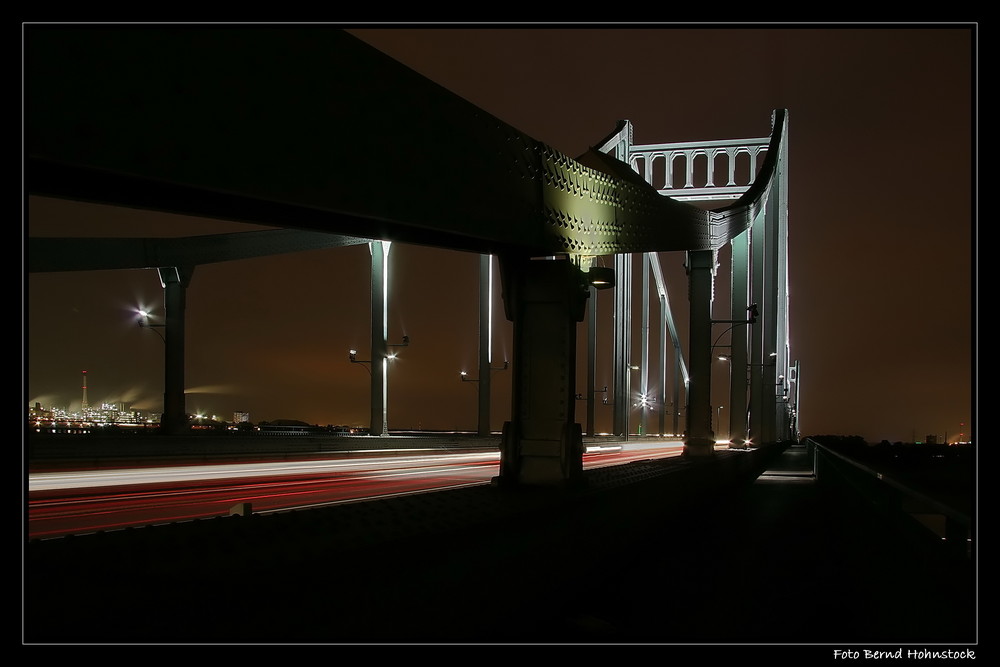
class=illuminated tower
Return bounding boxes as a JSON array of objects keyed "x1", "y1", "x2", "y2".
[{"x1": 81, "y1": 370, "x2": 89, "y2": 412}]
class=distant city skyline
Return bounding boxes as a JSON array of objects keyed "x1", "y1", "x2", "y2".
[{"x1": 26, "y1": 366, "x2": 972, "y2": 444}]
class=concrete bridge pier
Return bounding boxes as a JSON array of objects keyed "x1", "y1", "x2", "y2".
[
  {"x1": 728, "y1": 230, "x2": 751, "y2": 448},
  {"x1": 477, "y1": 254, "x2": 494, "y2": 437},
  {"x1": 684, "y1": 250, "x2": 717, "y2": 457},
  {"x1": 158, "y1": 266, "x2": 194, "y2": 436},
  {"x1": 495, "y1": 257, "x2": 589, "y2": 487},
  {"x1": 369, "y1": 241, "x2": 390, "y2": 437}
]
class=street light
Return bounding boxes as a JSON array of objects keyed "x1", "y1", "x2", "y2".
[
  {"x1": 350, "y1": 334, "x2": 411, "y2": 437},
  {"x1": 575, "y1": 386, "x2": 608, "y2": 404},
  {"x1": 136, "y1": 308, "x2": 165, "y2": 343},
  {"x1": 586, "y1": 266, "x2": 616, "y2": 290},
  {"x1": 710, "y1": 303, "x2": 759, "y2": 327},
  {"x1": 610, "y1": 365, "x2": 644, "y2": 439},
  {"x1": 459, "y1": 361, "x2": 509, "y2": 436},
  {"x1": 350, "y1": 335, "x2": 410, "y2": 374},
  {"x1": 348, "y1": 349, "x2": 371, "y2": 375},
  {"x1": 460, "y1": 361, "x2": 509, "y2": 382}
]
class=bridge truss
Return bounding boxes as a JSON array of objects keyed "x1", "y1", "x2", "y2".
[
  {"x1": 26, "y1": 26, "x2": 797, "y2": 485},
  {"x1": 595, "y1": 117, "x2": 798, "y2": 450}
]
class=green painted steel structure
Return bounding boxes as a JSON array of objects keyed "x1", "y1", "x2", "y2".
[{"x1": 26, "y1": 27, "x2": 795, "y2": 484}]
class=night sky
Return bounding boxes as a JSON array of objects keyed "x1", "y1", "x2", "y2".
[{"x1": 25, "y1": 25, "x2": 975, "y2": 444}]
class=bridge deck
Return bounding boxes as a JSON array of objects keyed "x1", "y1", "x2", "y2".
[{"x1": 24, "y1": 443, "x2": 974, "y2": 645}]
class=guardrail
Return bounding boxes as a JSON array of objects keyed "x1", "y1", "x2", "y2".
[{"x1": 805, "y1": 437, "x2": 972, "y2": 558}]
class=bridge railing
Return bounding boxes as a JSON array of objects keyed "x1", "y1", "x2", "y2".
[
  {"x1": 805, "y1": 438, "x2": 972, "y2": 558},
  {"x1": 596, "y1": 120, "x2": 770, "y2": 202},
  {"x1": 630, "y1": 137, "x2": 770, "y2": 202}
]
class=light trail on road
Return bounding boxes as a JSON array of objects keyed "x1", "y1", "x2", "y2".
[
  {"x1": 27, "y1": 440, "x2": 689, "y2": 540},
  {"x1": 28, "y1": 451, "x2": 502, "y2": 491}
]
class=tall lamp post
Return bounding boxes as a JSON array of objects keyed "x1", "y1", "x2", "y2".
[
  {"x1": 716, "y1": 354, "x2": 732, "y2": 443},
  {"x1": 136, "y1": 303, "x2": 187, "y2": 434},
  {"x1": 711, "y1": 304, "x2": 757, "y2": 449},
  {"x1": 349, "y1": 335, "x2": 409, "y2": 435},
  {"x1": 618, "y1": 365, "x2": 640, "y2": 441},
  {"x1": 575, "y1": 386, "x2": 609, "y2": 439},
  {"x1": 460, "y1": 361, "x2": 509, "y2": 436}
]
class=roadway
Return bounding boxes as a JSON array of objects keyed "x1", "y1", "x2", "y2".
[
  {"x1": 24, "y1": 440, "x2": 975, "y2": 645},
  {"x1": 27, "y1": 437, "x2": 688, "y2": 540}
]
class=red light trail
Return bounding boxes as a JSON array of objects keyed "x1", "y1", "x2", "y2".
[{"x1": 28, "y1": 441, "x2": 690, "y2": 540}]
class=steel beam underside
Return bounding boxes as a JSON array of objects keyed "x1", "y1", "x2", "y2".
[{"x1": 27, "y1": 27, "x2": 752, "y2": 258}]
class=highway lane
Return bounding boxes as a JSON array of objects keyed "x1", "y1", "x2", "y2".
[{"x1": 27, "y1": 440, "x2": 689, "y2": 540}]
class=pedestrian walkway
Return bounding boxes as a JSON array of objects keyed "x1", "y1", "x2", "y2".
[{"x1": 569, "y1": 443, "x2": 975, "y2": 644}]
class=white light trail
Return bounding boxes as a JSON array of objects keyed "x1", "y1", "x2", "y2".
[{"x1": 29, "y1": 451, "x2": 501, "y2": 492}]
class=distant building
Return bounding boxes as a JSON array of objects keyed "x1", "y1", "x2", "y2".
[
  {"x1": 27, "y1": 400, "x2": 152, "y2": 430},
  {"x1": 257, "y1": 420, "x2": 319, "y2": 436},
  {"x1": 925, "y1": 434, "x2": 938, "y2": 445},
  {"x1": 29, "y1": 402, "x2": 53, "y2": 421},
  {"x1": 234, "y1": 411, "x2": 250, "y2": 424}
]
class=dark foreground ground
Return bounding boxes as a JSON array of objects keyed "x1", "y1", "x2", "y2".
[{"x1": 24, "y1": 440, "x2": 976, "y2": 648}]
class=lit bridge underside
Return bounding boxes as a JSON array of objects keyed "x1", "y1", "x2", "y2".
[{"x1": 27, "y1": 27, "x2": 795, "y2": 486}]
